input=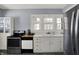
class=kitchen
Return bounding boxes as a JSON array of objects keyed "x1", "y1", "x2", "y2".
[{"x1": 0, "y1": 4, "x2": 78, "y2": 55}]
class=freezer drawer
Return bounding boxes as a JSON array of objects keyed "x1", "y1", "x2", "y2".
[{"x1": 22, "y1": 40, "x2": 33, "y2": 49}]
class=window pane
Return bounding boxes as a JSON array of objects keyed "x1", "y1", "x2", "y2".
[
  {"x1": 57, "y1": 18, "x2": 61, "y2": 23},
  {"x1": 5, "y1": 19, "x2": 10, "y2": 28},
  {"x1": 35, "y1": 18, "x2": 40, "y2": 22},
  {"x1": 49, "y1": 18, "x2": 53, "y2": 22},
  {"x1": 44, "y1": 24, "x2": 53, "y2": 30},
  {"x1": 0, "y1": 19, "x2": 4, "y2": 32},
  {"x1": 44, "y1": 24, "x2": 48, "y2": 30},
  {"x1": 50, "y1": 24, "x2": 53, "y2": 30},
  {"x1": 57, "y1": 24, "x2": 61, "y2": 30},
  {"x1": 44, "y1": 18, "x2": 53, "y2": 23},
  {"x1": 34, "y1": 24, "x2": 40, "y2": 30}
]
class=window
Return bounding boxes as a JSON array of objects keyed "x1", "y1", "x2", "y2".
[
  {"x1": 34, "y1": 24, "x2": 40, "y2": 30},
  {"x1": 31, "y1": 14, "x2": 63, "y2": 34},
  {"x1": 44, "y1": 18, "x2": 53, "y2": 23},
  {"x1": 34, "y1": 17, "x2": 40, "y2": 22},
  {"x1": 36, "y1": 18, "x2": 40, "y2": 22},
  {"x1": 44, "y1": 18, "x2": 53, "y2": 30},
  {"x1": 32, "y1": 17, "x2": 41, "y2": 31},
  {"x1": 57, "y1": 18, "x2": 62, "y2": 30},
  {"x1": 44, "y1": 24, "x2": 53, "y2": 30}
]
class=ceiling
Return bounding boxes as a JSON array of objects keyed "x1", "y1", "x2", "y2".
[{"x1": 0, "y1": 4, "x2": 68, "y2": 9}]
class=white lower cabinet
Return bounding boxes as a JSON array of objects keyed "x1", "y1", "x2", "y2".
[
  {"x1": 0, "y1": 34, "x2": 5, "y2": 50},
  {"x1": 34, "y1": 36, "x2": 63, "y2": 53},
  {"x1": 0, "y1": 33, "x2": 10, "y2": 50}
]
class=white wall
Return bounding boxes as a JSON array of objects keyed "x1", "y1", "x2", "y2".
[{"x1": 2, "y1": 9, "x2": 64, "y2": 32}]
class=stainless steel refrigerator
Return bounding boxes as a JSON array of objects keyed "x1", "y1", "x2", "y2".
[{"x1": 64, "y1": 9, "x2": 79, "y2": 55}]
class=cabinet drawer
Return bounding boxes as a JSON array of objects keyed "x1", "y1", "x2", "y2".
[{"x1": 22, "y1": 40, "x2": 33, "y2": 49}]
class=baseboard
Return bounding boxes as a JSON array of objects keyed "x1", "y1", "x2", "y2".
[
  {"x1": 0, "y1": 50, "x2": 7, "y2": 55},
  {"x1": 21, "y1": 49, "x2": 33, "y2": 54}
]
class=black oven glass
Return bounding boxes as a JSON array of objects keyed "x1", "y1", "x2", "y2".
[{"x1": 7, "y1": 39, "x2": 21, "y2": 47}]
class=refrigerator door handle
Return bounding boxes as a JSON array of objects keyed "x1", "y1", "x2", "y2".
[
  {"x1": 70, "y1": 11, "x2": 75, "y2": 54},
  {"x1": 75, "y1": 9, "x2": 79, "y2": 54}
]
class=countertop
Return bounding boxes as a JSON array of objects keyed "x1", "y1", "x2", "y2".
[
  {"x1": 34, "y1": 34, "x2": 64, "y2": 37},
  {"x1": 21, "y1": 35, "x2": 33, "y2": 37}
]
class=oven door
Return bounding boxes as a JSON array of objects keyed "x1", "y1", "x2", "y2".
[{"x1": 7, "y1": 37, "x2": 21, "y2": 47}]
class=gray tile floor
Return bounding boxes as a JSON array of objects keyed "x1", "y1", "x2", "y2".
[{"x1": 0, "y1": 50, "x2": 64, "y2": 55}]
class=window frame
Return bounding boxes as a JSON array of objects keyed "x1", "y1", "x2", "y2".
[{"x1": 31, "y1": 14, "x2": 64, "y2": 34}]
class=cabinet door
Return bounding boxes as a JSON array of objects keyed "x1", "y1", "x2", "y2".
[
  {"x1": 50, "y1": 37, "x2": 61, "y2": 52},
  {"x1": 34, "y1": 36, "x2": 63, "y2": 53},
  {"x1": 40, "y1": 37, "x2": 50, "y2": 52},
  {"x1": 0, "y1": 33, "x2": 10, "y2": 50},
  {"x1": 60, "y1": 37, "x2": 64, "y2": 52},
  {"x1": 34, "y1": 37, "x2": 50, "y2": 53},
  {"x1": 0, "y1": 33, "x2": 3, "y2": 49},
  {"x1": 0, "y1": 33, "x2": 7, "y2": 50},
  {"x1": 34, "y1": 37, "x2": 41, "y2": 53}
]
